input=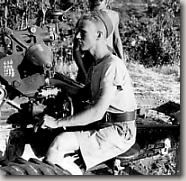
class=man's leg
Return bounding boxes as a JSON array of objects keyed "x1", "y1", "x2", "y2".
[{"x1": 45, "y1": 132, "x2": 83, "y2": 175}]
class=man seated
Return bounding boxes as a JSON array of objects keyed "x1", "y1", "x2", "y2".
[
  {"x1": 41, "y1": 11, "x2": 137, "y2": 175},
  {"x1": 73, "y1": 0, "x2": 124, "y2": 84}
]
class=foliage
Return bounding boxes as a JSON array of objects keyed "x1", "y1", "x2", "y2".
[
  {"x1": 112, "y1": 0, "x2": 180, "y2": 67},
  {"x1": 0, "y1": 0, "x2": 89, "y2": 30}
]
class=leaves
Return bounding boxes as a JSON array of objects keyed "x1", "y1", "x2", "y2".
[{"x1": 115, "y1": 0, "x2": 180, "y2": 67}]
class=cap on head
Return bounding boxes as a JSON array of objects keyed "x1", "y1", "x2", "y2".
[
  {"x1": 76, "y1": 10, "x2": 113, "y2": 38},
  {"x1": 78, "y1": 10, "x2": 113, "y2": 39}
]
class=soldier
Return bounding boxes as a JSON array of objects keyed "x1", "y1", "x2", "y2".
[
  {"x1": 73, "y1": 0, "x2": 124, "y2": 84},
  {"x1": 42, "y1": 12, "x2": 137, "y2": 175}
]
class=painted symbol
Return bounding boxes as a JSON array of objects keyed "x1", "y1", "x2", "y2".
[{"x1": 3, "y1": 59, "x2": 15, "y2": 77}]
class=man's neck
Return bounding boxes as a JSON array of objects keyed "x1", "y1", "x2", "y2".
[{"x1": 90, "y1": 43, "x2": 111, "y2": 64}]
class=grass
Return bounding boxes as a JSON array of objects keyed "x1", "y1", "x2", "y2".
[
  {"x1": 151, "y1": 64, "x2": 180, "y2": 81},
  {"x1": 127, "y1": 62, "x2": 180, "y2": 108}
]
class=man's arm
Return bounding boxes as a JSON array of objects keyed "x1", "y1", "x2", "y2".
[
  {"x1": 42, "y1": 81, "x2": 117, "y2": 129},
  {"x1": 73, "y1": 38, "x2": 88, "y2": 82},
  {"x1": 59, "y1": 82, "x2": 117, "y2": 127},
  {"x1": 113, "y1": 13, "x2": 124, "y2": 61}
]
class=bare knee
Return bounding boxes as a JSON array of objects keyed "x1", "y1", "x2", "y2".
[{"x1": 46, "y1": 132, "x2": 79, "y2": 160}]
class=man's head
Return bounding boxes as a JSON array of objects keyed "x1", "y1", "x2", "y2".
[{"x1": 75, "y1": 11, "x2": 113, "y2": 51}]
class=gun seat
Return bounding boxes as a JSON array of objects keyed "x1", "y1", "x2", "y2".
[
  {"x1": 117, "y1": 143, "x2": 140, "y2": 160},
  {"x1": 113, "y1": 143, "x2": 140, "y2": 175}
]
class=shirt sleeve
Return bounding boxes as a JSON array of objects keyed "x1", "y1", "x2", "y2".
[{"x1": 100, "y1": 60, "x2": 127, "y2": 91}]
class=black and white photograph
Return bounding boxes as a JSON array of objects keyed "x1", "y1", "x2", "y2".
[{"x1": 0, "y1": 0, "x2": 181, "y2": 176}]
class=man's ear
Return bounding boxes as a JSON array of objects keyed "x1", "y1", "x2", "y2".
[{"x1": 97, "y1": 31, "x2": 103, "y2": 39}]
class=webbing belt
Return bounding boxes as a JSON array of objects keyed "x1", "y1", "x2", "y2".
[{"x1": 106, "y1": 111, "x2": 136, "y2": 123}]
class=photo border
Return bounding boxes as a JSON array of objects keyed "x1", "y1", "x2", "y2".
[{"x1": 0, "y1": 0, "x2": 184, "y2": 180}]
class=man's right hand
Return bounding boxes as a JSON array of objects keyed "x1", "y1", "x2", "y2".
[{"x1": 41, "y1": 115, "x2": 58, "y2": 129}]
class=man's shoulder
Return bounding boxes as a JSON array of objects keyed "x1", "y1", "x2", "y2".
[{"x1": 107, "y1": 54, "x2": 125, "y2": 66}]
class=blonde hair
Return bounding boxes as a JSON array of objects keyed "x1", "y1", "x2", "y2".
[{"x1": 77, "y1": 11, "x2": 113, "y2": 38}]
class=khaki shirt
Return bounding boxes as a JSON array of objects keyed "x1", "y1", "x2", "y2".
[{"x1": 90, "y1": 54, "x2": 137, "y2": 113}]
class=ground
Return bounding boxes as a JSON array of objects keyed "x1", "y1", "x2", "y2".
[{"x1": 128, "y1": 62, "x2": 180, "y2": 107}]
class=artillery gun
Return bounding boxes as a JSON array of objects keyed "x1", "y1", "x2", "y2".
[{"x1": 0, "y1": 22, "x2": 84, "y2": 123}]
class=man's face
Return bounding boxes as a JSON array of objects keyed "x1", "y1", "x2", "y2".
[{"x1": 75, "y1": 20, "x2": 98, "y2": 51}]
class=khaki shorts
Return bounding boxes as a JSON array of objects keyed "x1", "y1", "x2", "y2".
[{"x1": 75, "y1": 120, "x2": 136, "y2": 170}]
